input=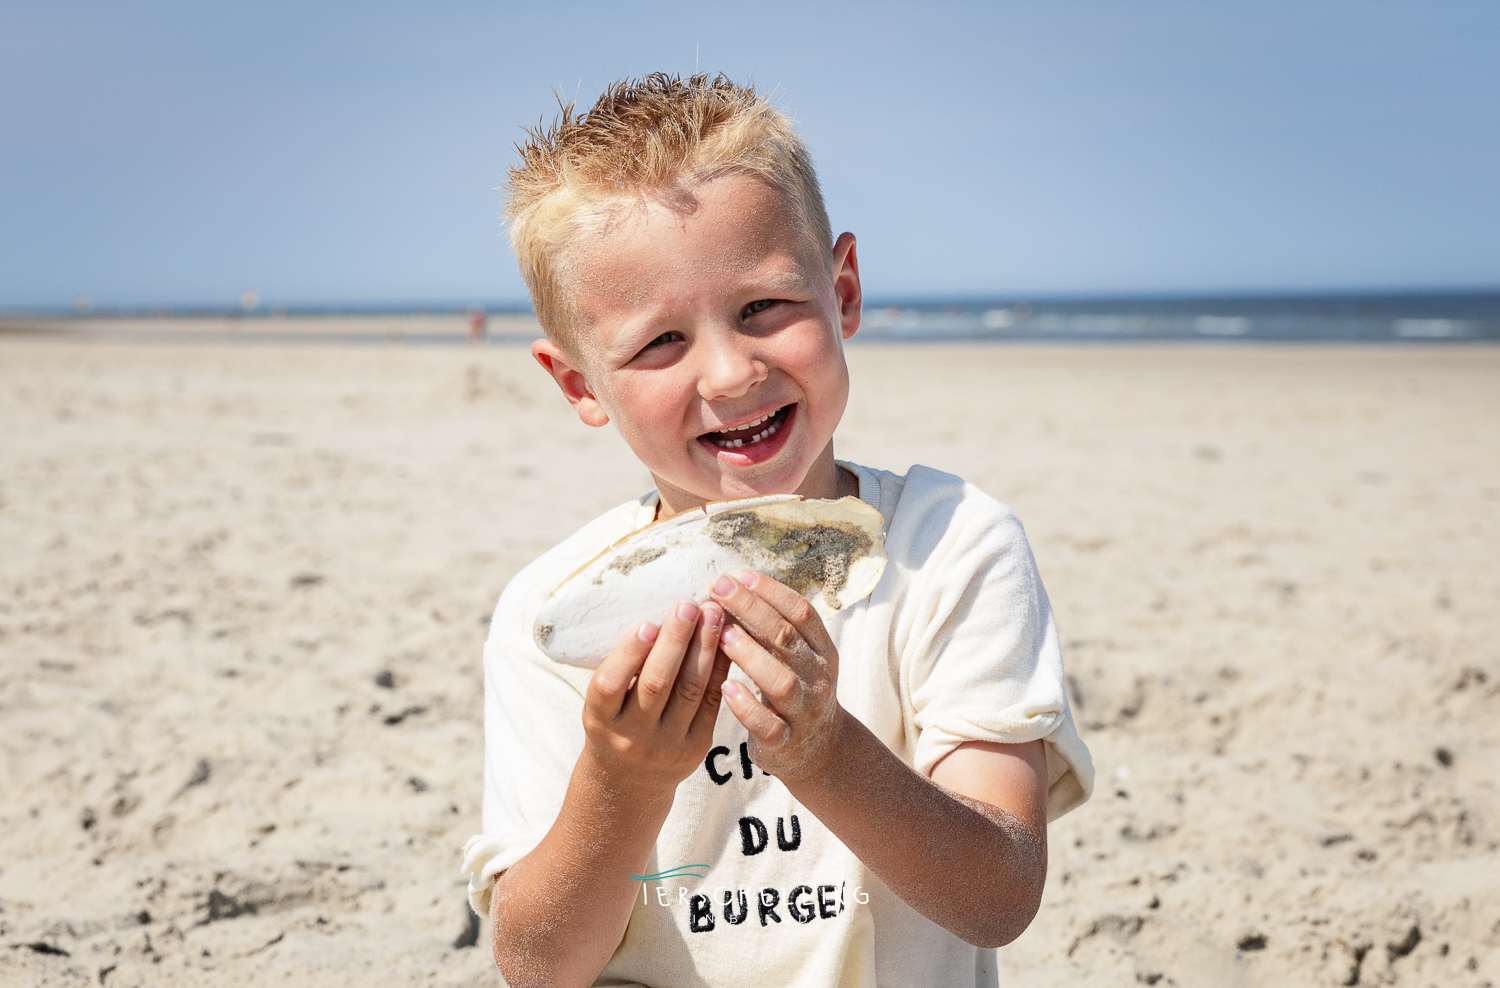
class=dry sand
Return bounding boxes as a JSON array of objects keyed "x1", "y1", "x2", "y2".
[{"x1": 1, "y1": 325, "x2": 1496, "y2": 986}]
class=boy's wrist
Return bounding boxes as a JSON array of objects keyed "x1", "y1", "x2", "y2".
[
  {"x1": 576, "y1": 744, "x2": 684, "y2": 811},
  {"x1": 776, "y1": 703, "x2": 863, "y2": 792}
]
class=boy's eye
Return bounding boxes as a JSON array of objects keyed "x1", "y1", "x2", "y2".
[
  {"x1": 645, "y1": 331, "x2": 685, "y2": 348},
  {"x1": 742, "y1": 299, "x2": 776, "y2": 318}
]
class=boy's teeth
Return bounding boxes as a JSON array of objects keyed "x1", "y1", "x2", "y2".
[
  {"x1": 713, "y1": 420, "x2": 780, "y2": 450},
  {"x1": 716, "y1": 411, "x2": 773, "y2": 435},
  {"x1": 706, "y1": 406, "x2": 788, "y2": 450}
]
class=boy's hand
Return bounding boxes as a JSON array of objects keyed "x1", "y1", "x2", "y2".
[
  {"x1": 582, "y1": 599, "x2": 729, "y2": 790},
  {"x1": 709, "y1": 571, "x2": 846, "y2": 783}
]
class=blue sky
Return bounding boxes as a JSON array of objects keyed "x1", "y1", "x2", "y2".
[{"x1": 2, "y1": 1, "x2": 1497, "y2": 310}]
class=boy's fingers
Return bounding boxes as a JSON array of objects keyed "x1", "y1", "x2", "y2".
[
  {"x1": 722, "y1": 679, "x2": 790, "y2": 746},
  {"x1": 588, "y1": 622, "x2": 657, "y2": 716},
  {"x1": 663, "y1": 602, "x2": 723, "y2": 726},
  {"x1": 631, "y1": 599, "x2": 700, "y2": 718},
  {"x1": 709, "y1": 575, "x2": 817, "y2": 671},
  {"x1": 718, "y1": 621, "x2": 800, "y2": 712},
  {"x1": 687, "y1": 645, "x2": 734, "y2": 745},
  {"x1": 731, "y1": 570, "x2": 837, "y2": 659}
]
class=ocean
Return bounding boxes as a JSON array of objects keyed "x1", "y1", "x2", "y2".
[
  {"x1": 4, "y1": 291, "x2": 1498, "y2": 345},
  {"x1": 853, "y1": 292, "x2": 1500, "y2": 342}
]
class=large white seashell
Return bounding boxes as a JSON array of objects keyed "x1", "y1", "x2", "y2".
[{"x1": 535, "y1": 494, "x2": 887, "y2": 668}]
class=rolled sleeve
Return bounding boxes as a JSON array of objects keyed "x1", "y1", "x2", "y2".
[
  {"x1": 463, "y1": 831, "x2": 546, "y2": 918},
  {"x1": 890, "y1": 468, "x2": 1094, "y2": 818}
]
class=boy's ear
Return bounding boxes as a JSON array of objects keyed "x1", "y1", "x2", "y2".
[
  {"x1": 831, "y1": 232, "x2": 862, "y2": 341},
  {"x1": 531, "y1": 338, "x2": 610, "y2": 428}
]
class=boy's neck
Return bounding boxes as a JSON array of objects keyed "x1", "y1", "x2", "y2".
[{"x1": 653, "y1": 445, "x2": 858, "y2": 519}]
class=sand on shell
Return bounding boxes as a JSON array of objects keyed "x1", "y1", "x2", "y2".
[{"x1": 0, "y1": 323, "x2": 1496, "y2": 987}]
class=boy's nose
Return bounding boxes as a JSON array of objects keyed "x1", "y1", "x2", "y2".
[{"x1": 697, "y1": 334, "x2": 767, "y2": 401}]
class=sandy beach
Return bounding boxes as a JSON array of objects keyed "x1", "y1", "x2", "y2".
[{"x1": 1, "y1": 323, "x2": 1496, "y2": 987}]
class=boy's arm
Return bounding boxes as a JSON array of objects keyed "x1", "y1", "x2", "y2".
[
  {"x1": 712, "y1": 573, "x2": 1049, "y2": 948},
  {"x1": 792, "y1": 727, "x2": 1048, "y2": 948},
  {"x1": 489, "y1": 600, "x2": 730, "y2": 988}
]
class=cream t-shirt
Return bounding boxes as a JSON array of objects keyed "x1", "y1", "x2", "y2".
[{"x1": 463, "y1": 462, "x2": 1093, "y2": 987}]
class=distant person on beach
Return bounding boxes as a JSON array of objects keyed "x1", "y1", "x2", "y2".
[
  {"x1": 467, "y1": 304, "x2": 488, "y2": 342},
  {"x1": 461, "y1": 74, "x2": 1093, "y2": 987}
]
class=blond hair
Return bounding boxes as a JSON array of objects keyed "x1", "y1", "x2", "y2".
[{"x1": 506, "y1": 73, "x2": 832, "y2": 349}]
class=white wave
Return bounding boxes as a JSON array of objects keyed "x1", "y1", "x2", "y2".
[
  {"x1": 1393, "y1": 319, "x2": 1474, "y2": 338},
  {"x1": 1195, "y1": 316, "x2": 1250, "y2": 336}
]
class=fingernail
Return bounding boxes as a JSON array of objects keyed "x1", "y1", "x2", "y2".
[
  {"x1": 736, "y1": 569, "x2": 759, "y2": 588},
  {"x1": 676, "y1": 599, "x2": 698, "y2": 622},
  {"x1": 636, "y1": 622, "x2": 659, "y2": 643},
  {"x1": 702, "y1": 604, "x2": 723, "y2": 628},
  {"x1": 722, "y1": 624, "x2": 741, "y2": 645},
  {"x1": 722, "y1": 680, "x2": 744, "y2": 699},
  {"x1": 712, "y1": 575, "x2": 736, "y2": 596}
]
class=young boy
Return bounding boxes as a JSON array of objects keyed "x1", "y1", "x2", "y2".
[{"x1": 462, "y1": 74, "x2": 1092, "y2": 988}]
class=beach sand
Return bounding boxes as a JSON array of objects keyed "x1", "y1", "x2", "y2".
[{"x1": 1, "y1": 326, "x2": 1496, "y2": 986}]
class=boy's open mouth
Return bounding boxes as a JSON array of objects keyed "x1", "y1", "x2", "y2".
[{"x1": 702, "y1": 404, "x2": 794, "y2": 451}]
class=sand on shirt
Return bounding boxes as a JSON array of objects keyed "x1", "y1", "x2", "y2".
[{"x1": 0, "y1": 326, "x2": 1496, "y2": 986}]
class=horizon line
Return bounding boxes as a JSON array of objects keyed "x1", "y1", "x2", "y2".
[{"x1": 6, "y1": 284, "x2": 1500, "y2": 319}]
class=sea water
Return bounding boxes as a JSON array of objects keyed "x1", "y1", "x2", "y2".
[
  {"x1": 853, "y1": 292, "x2": 1500, "y2": 342},
  {"x1": 10, "y1": 292, "x2": 1498, "y2": 344}
]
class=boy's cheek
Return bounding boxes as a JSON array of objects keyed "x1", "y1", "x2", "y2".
[{"x1": 592, "y1": 377, "x2": 662, "y2": 430}]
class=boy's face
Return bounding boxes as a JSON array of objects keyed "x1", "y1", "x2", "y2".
[{"x1": 532, "y1": 174, "x2": 862, "y2": 516}]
